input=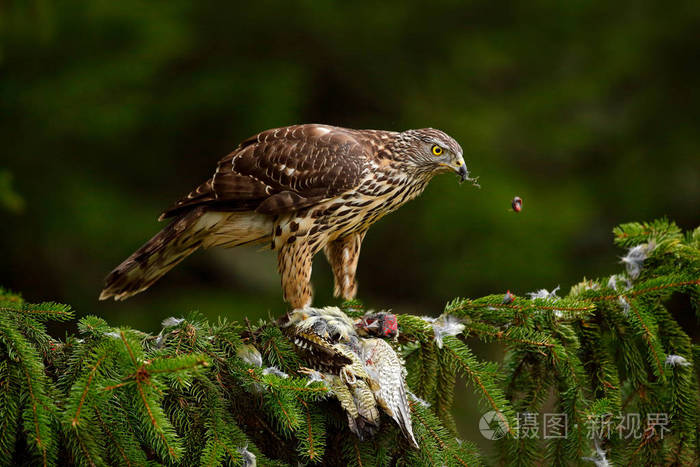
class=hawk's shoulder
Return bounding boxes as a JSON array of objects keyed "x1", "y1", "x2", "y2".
[{"x1": 161, "y1": 124, "x2": 393, "y2": 219}]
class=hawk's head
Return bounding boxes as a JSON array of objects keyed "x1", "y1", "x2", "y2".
[{"x1": 393, "y1": 128, "x2": 470, "y2": 182}]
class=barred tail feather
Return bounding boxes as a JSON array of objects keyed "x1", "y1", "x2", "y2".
[
  {"x1": 99, "y1": 208, "x2": 209, "y2": 301},
  {"x1": 99, "y1": 209, "x2": 273, "y2": 301}
]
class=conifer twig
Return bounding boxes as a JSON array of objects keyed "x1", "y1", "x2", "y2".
[
  {"x1": 71, "y1": 354, "x2": 106, "y2": 426},
  {"x1": 23, "y1": 367, "x2": 46, "y2": 467}
]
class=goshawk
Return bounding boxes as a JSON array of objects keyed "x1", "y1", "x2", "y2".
[{"x1": 100, "y1": 124, "x2": 472, "y2": 308}]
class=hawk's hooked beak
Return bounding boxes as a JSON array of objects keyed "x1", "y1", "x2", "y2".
[
  {"x1": 457, "y1": 164, "x2": 468, "y2": 183},
  {"x1": 439, "y1": 154, "x2": 474, "y2": 185},
  {"x1": 454, "y1": 154, "x2": 468, "y2": 183}
]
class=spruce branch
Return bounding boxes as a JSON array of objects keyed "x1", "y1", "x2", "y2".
[
  {"x1": 441, "y1": 336, "x2": 516, "y2": 437},
  {"x1": 0, "y1": 301, "x2": 74, "y2": 321},
  {"x1": 0, "y1": 218, "x2": 698, "y2": 465}
]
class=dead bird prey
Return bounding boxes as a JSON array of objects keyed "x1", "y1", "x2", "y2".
[{"x1": 284, "y1": 307, "x2": 417, "y2": 447}]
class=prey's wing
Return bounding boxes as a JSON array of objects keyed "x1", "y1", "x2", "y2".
[
  {"x1": 290, "y1": 329, "x2": 354, "y2": 375},
  {"x1": 362, "y1": 338, "x2": 418, "y2": 447}
]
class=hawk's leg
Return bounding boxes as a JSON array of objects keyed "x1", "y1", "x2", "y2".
[
  {"x1": 278, "y1": 240, "x2": 315, "y2": 309},
  {"x1": 324, "y1": 231, "x2": 366, "y2": 300}
]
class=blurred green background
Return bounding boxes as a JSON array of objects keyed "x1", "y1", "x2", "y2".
[{"x1": 1, "y1": 0, "x2": 699, "y2": 453}]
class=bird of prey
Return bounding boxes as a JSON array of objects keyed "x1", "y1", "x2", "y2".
[{"x1": 99, "y1": 124, "x2": 472, "y2": 308}]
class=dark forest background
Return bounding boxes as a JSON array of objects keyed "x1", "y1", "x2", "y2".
[{"x1": 2, "y1": 0, "x2": 699, "y2": 452}]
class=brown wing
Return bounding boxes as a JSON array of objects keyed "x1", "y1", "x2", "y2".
[{"x1": 160, "y1": 124, "x2": 369, "y2": 220}]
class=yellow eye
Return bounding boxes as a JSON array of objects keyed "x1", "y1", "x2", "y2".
[{"x1": 431, "y1": 145, "x2": 443, "y2": 156}]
